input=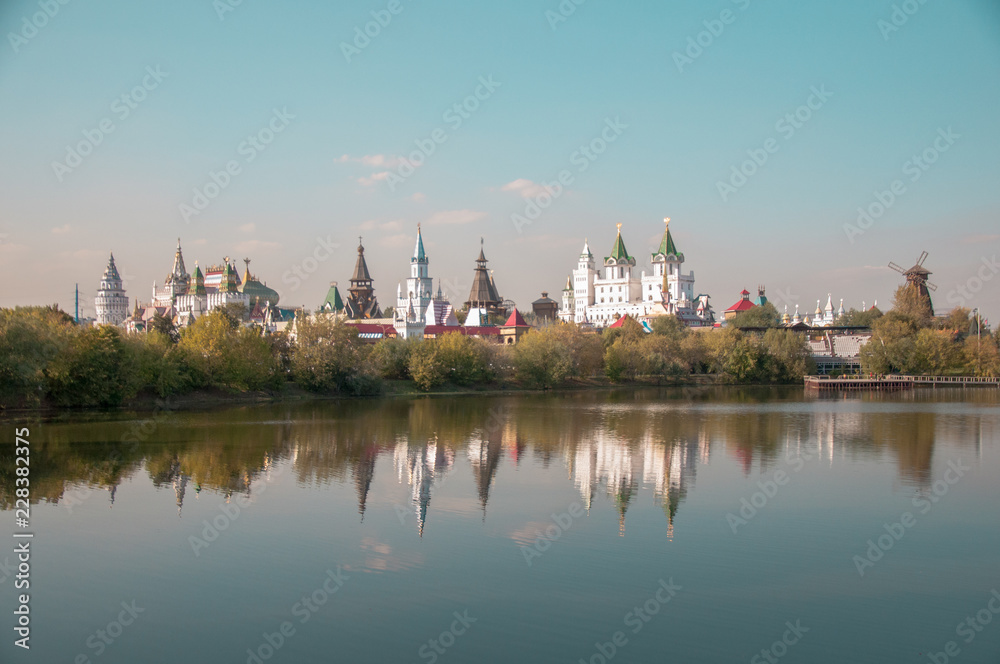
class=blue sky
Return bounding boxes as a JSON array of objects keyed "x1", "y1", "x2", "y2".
[{"x1": 1, "y1": 0, "x2": 998, "y2": 321}]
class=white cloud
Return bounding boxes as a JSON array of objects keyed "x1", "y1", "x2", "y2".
[
  {"x1": 500, "y1": 178, "x2": 553, "y2": 198},
  {"x1": 338, "y1": 154, "x2": 407, "y2": 168},
  {"x1": 360, "y1": 218, "x2": 404, "y2": 232},
  {"x1": 426, "y1": 209, "x2": 487, "y2": 226},
  {"x1": 239, "y1": 222, "x2": 256, "y2": 233},
  {"x1": 357, "y1": 171, "x2": 392, "y2": 187},
  {"x1": 963, "y1": 234, "x2": 1000, "y2": 244},
  {"x1": 51, "y1": 224, "x2": 71, "y2": 235},
  {"x1": 411, "y1": 192, "x2": 426, "y2": 203}
]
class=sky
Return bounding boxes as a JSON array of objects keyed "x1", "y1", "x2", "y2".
[{"x1": 1, "y1": 0, "x2": 999, "y2": 322}]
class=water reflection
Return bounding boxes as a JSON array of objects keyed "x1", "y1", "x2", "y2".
[{"x1": 2, "y1": 387, "x2": 996, "y2": 539}]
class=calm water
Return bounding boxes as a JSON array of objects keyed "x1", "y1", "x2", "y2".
[{"x1": 2, "y1": 387, "x2": 1000, "y2": 664}]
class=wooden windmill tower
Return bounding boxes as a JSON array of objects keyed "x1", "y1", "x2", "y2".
[{"x1": 888, "y1": 251, "x2": 937, "y2": 312}]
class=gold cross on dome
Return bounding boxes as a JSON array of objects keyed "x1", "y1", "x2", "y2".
[
  {"x1": 664, "y1": 217, "x2": 670, "y2": 227},
  {"x1": 616, "y1": 223, "x2": 622, "y2": 231}
]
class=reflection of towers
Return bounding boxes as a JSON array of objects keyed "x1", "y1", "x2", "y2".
[
  {"x1": 354, "y1": 447, "x2": 377, "y2": 521},
  {"x1": 566, "y1": 431, "x2": 700, "y2": 539},
  {"x1": 467, "y1": 434, "x2": 503, "y2": 519},
  {"x1": 393, "y1": 439, "x2": 454, "y2": 536},
  {"x1": 173, "y1": 475, "x2": 188, "y2": 517}
]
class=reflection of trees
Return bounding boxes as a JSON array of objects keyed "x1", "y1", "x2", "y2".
[{"x1": 1, "y1": 388, "x2": 991, "y2": 517}]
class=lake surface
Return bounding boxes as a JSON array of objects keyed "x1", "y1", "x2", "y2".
[{"x1": 3, "y1": 387, "x2": 1000, "y2": 664}]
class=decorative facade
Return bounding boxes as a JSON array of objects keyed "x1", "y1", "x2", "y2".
[
  {"x1": 94, "y1": 253, "x2": 129, "y2": 326},
  {"x1": 559, "y1": 219, "x2": 712, "y2": 328},
  {"x1": 345, "y1": 239, "x2": 381, "y2": 320},
  {"x1": 393, "y1": 226, "x2": 459, "y2": 339},
  {"x1": 464, "y1": 240, "x2": 505, "y2": 326}
]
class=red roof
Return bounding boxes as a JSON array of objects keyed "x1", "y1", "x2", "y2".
[
  {"x1": 502, "y1": 308, "x2": 530, "y2": 328},
  {"x1": 609, "y1": 314, "x2": 631, "y2": 328},
  {"x1": 725, "y1": 289, "x2": 755, "y2": 313}
]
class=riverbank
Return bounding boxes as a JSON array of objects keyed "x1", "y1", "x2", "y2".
[{"x1": 0, "y1": 374, "x2": 732, "y2": 418}]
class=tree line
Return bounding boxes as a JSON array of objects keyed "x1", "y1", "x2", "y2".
[{"x1": 0, "y1": 304, "x2": 823, "y2": 408}]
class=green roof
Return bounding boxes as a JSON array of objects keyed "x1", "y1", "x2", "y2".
[
  {"x1": 657, "y1": 227, "x2": 679, "y2": 256},
  {"x1": 322, "y1": 283, "x2": 344, "y2": 312},
  {"x1": 413, "y1": 227, "x2": 426, "y2": 262},
  {"x1": 609, "y1": 229, "x2": 630, "y2": 260}
]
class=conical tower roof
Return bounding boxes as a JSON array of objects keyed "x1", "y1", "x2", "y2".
[
  {"x1": 655, "y1": 218, "x2": 680, "y2": 257},
  {"x1": 609, "y1": 225, "x2": 629, "y2": 260},
  {"x1": 104, "y1": 253, "x2": 121, "y2": 281},
  {"x1": 412, "y1": 224, "x2": 427, "y2": 263},
  {"x1": 352, "y1": 240, "x2": 373, "y2": 282}
]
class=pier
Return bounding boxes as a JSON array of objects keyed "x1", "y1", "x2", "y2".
[{"x1": 804, "y1": 375, "x2": 1000, "y2": 391}]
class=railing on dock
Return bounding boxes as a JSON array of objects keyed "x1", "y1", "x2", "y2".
[{"x1": 804, "y1": 374, "x2": 1000, "y2": 391}]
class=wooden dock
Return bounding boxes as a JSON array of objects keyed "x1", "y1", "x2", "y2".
[{"x1": 804, "y1": 375, "x2": 1000, "y2": 391}]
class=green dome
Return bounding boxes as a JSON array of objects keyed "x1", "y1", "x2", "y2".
[{"x1": 240, "y1": 277, "x2": 280, "y2": 306}]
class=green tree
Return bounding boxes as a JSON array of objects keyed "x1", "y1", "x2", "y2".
[
  {"x1": 890, "y1": 284, "x2": 933, "y2": 328},
  {"x1": 730, "y1": 302, "x2": 781, "y2": 329},
  {"x1": 513, "y1": 328, "x2": 574, "y2": 388},
  {"x1": 179, "y1": 311, "x2": 281, "y2": 391},
  {"x1": 761, "y1": 328, "x2": 814, "y2": 381},
  {"x1": 0, "y1": 306, "x2": 75, "y2": 402},
  {"x1": 859, "y1": 314, "x2": 917, "y2": 374},
  {"x1": 910, "y1": 329, "x2": 960, "y2": 375},
  {"x1": 291, "y1": 316, "x2": 378, "y2": 395},
  {"x1": 370, "y1": 337, "x2": 417, "y2": 379},
  {"x1": 46, "y1": 325, "x2": 134, "y2": 407},
  {"x1": 834, "y1": 307, "x2": 883, "y2": 328}
]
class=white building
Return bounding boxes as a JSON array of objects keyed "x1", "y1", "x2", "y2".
[
  {"x1": 560, "y1": 219, "x2": 712, "y2": 328},
  {"x1": 394, "y1": 225, "x2": 458, "y2": 339},
  {"x1": 95, "y1": 253, "x2": 129, "y2": 326}
]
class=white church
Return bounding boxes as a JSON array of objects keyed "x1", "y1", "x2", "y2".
[
  {"x1": 394, "y1": 225, "x2": 460, "y2": 338},
  {"x1": 559, "y1": 219, "x2": 714, "y2": 328}
]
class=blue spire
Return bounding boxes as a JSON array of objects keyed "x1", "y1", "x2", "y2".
[{"x1": 412, "y1": 224, "x2": 427, "y2": 263}]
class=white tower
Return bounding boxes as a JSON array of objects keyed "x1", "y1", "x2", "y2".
[
  {"x1": 397, "y1": 225, "x2": 433, "y2": 324},
  {"x1": 95, "y1": 253, "x2": 128, "y2": 326},
  {"x1": 572, "y1": 239, "x2": 597, "y2": 323}
]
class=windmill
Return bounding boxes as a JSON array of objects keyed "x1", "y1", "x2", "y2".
[{"x1": 889, "y1": 251, "x2": 937, "y2": 310}]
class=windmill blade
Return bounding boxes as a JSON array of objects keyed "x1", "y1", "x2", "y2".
[
  {"x1": 888, "y1": 262, "x2": 906, "y2": 274},
  {"x1": 926, "y1": 282, "x2": 938, "y2": 292},
  {"x1": 917, "y1": 251, "x2": 928, "y2": 266}
]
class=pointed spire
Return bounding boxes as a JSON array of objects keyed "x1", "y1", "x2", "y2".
[
  {"x1": 581, "y1": 238, "x2": 592, "y2": 258},
  {"x1": 656, "y1": 217, "x2": 679, "y2": 256},
  {"x1": 412, "y1": 223, "x2": 427, "y2": 263},
  {"x1": 609, "y1": 223, "x2": 630, "y2": 260},
  {"x1": 564, "y1": 275, "x2": 573, "y2": 291}
]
